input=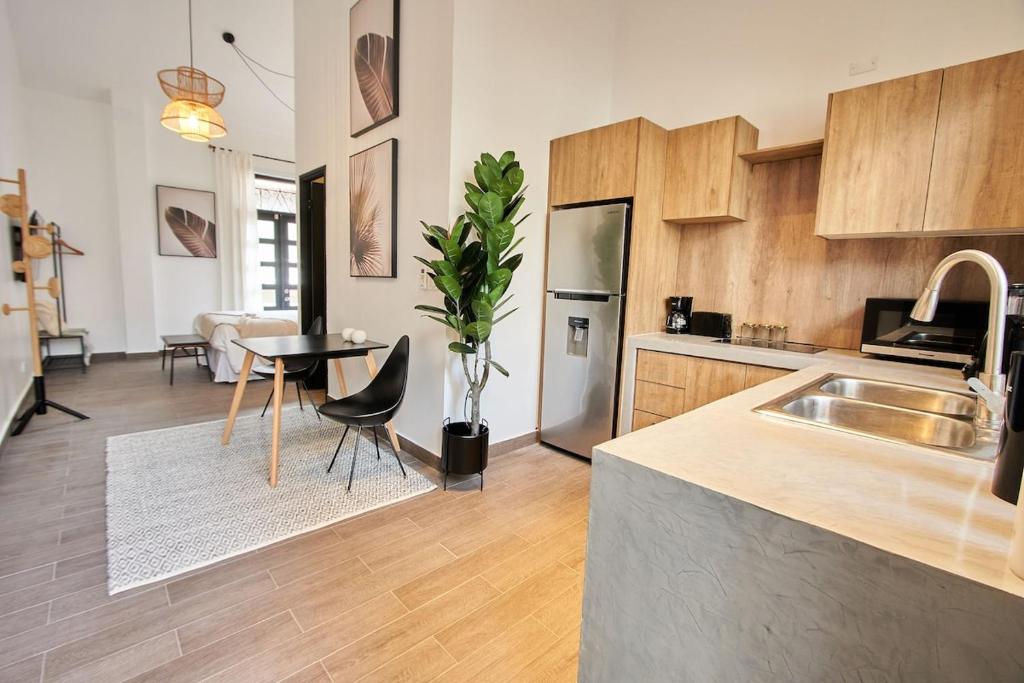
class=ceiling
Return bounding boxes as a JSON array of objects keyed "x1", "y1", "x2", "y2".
[{"x1": 7, "y1": 0, "x2": 294, "y2": 154}]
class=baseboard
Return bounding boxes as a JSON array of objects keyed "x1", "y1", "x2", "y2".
[
  {"x1": 92, "y1": 351, "x2": 127, "y2": 363},
  {"x1": 490, "y1": 430, "x2": 540, "y2": 457},
  {"x1": 0, "y1": 377, "x2": 34, "y2": 458},
  {"x1": 126, "y1": 351, "x2": 162, "y2": 360},
  {"x1": 397, "y1": 434, "x2": 441, "y2": 471},
  {"x1": 397, "y1": 428, "x2": 540, "y2": 472},
  {"x1": 91, "y1": 351, "x2": 164, "y2": 362}
]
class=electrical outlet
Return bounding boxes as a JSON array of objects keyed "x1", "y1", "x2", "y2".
[
  {"x1": 419, "y1": 269, "x2": 430, "y2": 290},
  {"x1": 849, "y1": 57, "x2": 878, "y2": 76}
]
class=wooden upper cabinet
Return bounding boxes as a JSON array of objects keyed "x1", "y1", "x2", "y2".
[
  {"x1": 548, "y1": 119, "x2": 640, "y2": 206},
  {"x1": 662, "y1": 116, "x2": 758, "y2": 224},
  {"x1": 925, "y1": 50, "x2": 1024, "y2": 232},
  {"x1": 815, "y1": 70, "x2": 942, "y2": 238}
]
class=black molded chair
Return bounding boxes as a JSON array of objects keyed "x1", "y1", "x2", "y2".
[
  {"x1": 254, "y1": 316, "x2": 324, "y2": 421},
  {"x1": 321, "y1": 335, "x2": 409, "y2": 490}
]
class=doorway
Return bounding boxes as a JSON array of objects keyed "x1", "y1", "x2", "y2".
[{"x1": 298, "y1": 165, "x2": 327, "y2": 390}]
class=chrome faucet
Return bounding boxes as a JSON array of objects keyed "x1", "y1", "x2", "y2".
[{"x1": 910, "y1": 249, "x2": 1008, "y2": 434}]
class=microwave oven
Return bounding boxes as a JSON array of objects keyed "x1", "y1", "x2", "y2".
[{"x1": 860, "y1": 297, "x2": 988, "y2": 366}]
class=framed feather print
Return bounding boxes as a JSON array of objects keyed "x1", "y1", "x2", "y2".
[
  {"x1": 155, "y1": 185, "x2": 217, "y2": 258},
  {"x1": 350, "y1": 0, "x2": 399, "y2": 137},
  {"x1": 349, "y1": 139, "x2": 397, "y2": 277}
]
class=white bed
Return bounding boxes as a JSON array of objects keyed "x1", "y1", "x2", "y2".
[{"x1": 193, "y1": 312, "x2": 299, "y2": 382}]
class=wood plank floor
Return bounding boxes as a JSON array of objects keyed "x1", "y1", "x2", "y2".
[{"x1": 0, "y1": 357, "x2": 590, "y2": 682}]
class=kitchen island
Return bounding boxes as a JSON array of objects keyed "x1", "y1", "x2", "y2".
[{"x1": 580, "y1": 336, "x2": 1024, "y2": 682}]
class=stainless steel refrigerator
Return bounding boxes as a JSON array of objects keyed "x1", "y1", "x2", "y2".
[{"x1": 540, "y1": 202, "x2": 630, "y2": 458}]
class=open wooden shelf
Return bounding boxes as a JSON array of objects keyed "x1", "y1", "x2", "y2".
[{"x1": 739, "y1": 139, "x2": 824, "y2": 164}]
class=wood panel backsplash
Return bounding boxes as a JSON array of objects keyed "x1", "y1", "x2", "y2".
[{"x1": 674, "y1": 156, "x2": 1024, "y2": 350}]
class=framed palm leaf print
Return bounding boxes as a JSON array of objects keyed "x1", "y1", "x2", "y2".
[
  {"x1": 349, "y1": 139, "x2": 397, "y2": 278},
  {"x1": 155, "y1": 185, "x2": 217, "y2": 258},
  {"x1": 350, "y1": 0, "x2": 399, "y2": 137}
]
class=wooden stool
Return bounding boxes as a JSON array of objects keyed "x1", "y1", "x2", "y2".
[{"x1": 161, "y1": 334, "x2": 212, "y2": 386}]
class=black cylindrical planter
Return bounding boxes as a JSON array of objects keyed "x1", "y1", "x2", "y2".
[{"x1": 441, "y1": 419, "x2": 489, "y2": 490}]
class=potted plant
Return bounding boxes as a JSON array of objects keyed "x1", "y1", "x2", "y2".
[{"x1": 415, "y1": 151, "x2": 527, "y2": 489}]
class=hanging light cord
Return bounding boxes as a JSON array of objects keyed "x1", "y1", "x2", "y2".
[
  {"x1": 187, "y1": 0, "x2": 194, "y2": 68},
  {"x1": 231, "y1": 43, "x2": 294, "y2": 80},
  {"x1": 225, "y1": 38, "x2": 295, "y2": 112}
]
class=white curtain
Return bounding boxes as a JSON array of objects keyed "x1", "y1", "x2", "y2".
[{"x1": 214, "y1": 149, "x2": 262, "y2": 312}]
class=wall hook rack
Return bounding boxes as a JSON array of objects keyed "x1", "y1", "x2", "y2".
[{"x1": 1, "y1": 169, "x2": 89, "y2": 435}]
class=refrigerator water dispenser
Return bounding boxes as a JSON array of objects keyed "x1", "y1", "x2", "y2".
[{"x1": 567, "y1": 317, "x2": 589, "y2": 356}]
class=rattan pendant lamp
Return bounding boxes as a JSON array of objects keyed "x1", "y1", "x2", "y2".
[{"x1": 158, "y1": 0, "x2": 227, "y2": 142}]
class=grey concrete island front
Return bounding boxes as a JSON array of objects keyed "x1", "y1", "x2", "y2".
[{"x1": 579, "y1": 335, "x2": 1024, "y2": 682}]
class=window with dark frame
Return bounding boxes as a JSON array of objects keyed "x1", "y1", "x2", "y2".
[{"x1": 258, "y1": 209, "x2": 297, "y2": 310}]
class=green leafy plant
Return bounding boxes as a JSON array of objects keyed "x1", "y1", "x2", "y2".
[{"x1": 415, "y1": 151, "x2": 528, "y2": 436}]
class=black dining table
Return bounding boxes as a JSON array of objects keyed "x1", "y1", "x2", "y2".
[{"x1": 220, "y1": 334, "x2": 391, "y2": 487}]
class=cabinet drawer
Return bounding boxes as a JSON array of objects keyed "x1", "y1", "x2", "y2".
[
  {"x1": 632, "y1": 410, "x2": 668, "y2": 431},
  {"x1": 635, "y1": 380, "x2": 686, "y2": 418},
  {"x1": 636, "y1": 350, "x2": 688, "y2": 388}
]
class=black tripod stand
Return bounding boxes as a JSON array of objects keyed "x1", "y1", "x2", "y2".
[{"x1": 11, "y1": 375, "x2": 89, "y2": 436}]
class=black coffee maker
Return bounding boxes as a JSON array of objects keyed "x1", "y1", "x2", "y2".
[
  {"x1": 665, "y1": 296, "x2": 693, "y2": 335},
  {"x1": 992, "y1": 350, "x2": 1024, "y2": 504}
]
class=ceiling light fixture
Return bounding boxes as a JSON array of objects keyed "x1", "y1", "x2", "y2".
[{"x1": 158, "y1": 0, "x2": 227, "y2": 142}]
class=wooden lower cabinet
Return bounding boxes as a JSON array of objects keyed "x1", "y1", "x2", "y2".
[
  {"x1": 682, "y1": 357, "x2": 749, "y2": 412},
  {"x1": 742, "y1": 364, "x2": 791, "y2": 389},
  {"x1": 630, "y1": 351, "x2": 792, "y2": 430}
]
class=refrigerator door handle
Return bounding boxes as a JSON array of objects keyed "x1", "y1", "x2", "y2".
[{"x1": 550, "y1": 290, "x2": 618, "y2": 302}]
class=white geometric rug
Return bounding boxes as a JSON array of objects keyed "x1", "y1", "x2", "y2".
[{"x1": 105, "y1": 407, "x2": 435, "y2": 594}]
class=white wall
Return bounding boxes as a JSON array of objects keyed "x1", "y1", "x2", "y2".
[
  {"x1": 22, "y1": 88, "x2": 126, "y2": 352},
  {"x1": 295, "y1": 0, "x2": 455, "y2": 453},
  {"x1": 0, "y1": 0, "x2": 33, "y2": 432},
  {"x1": 444, "y1": 0, "x2": 618, "y2": 443},
  {"x1": 609, "y1": 0, "x2": 1024, "y2": 146},
  {"x1": 145, "y1": 108, "x2": 220, "y2": 341}
]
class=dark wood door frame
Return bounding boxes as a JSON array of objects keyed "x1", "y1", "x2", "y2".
[{"x1": 298, "y1": 165, "x2": 328, "y2": 390}]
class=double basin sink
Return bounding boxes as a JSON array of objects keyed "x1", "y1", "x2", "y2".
[{"x1": 755, "y1": 374, "x2": 996, "y2": 460}]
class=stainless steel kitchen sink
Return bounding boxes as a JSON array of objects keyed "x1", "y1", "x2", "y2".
[
  {"x1": 755, "y1": 374, "x2": 995, "y2": 460},
  {"x1": 817, "y1": 377, "x2": 976, "y2": 418}
]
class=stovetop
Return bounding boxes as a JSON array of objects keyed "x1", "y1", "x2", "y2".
[{"x1": 711, "y1": 337, "x2": 827, "y2": 354}]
